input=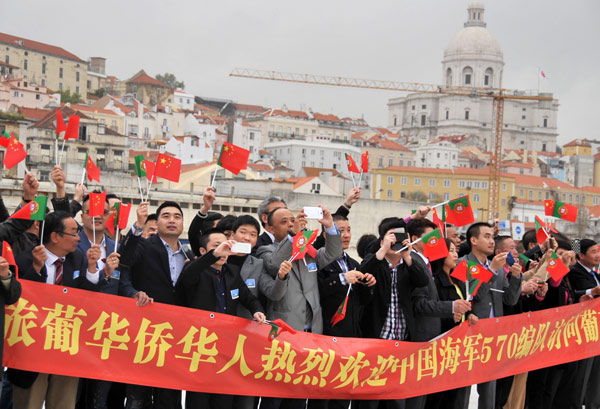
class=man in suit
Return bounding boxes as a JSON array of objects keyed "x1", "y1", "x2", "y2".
[
  {"x1": 257, "y1": 206, "x2": 341, "y2": 409},
  {"x1": 254, "y1": 196, "x2": 287, "y2": 252},
  {"x1": 358, "y1": 217, "x2": 430, "y2": 409},
  {"x1": 11, "y1": 211, "x2": 107, "y2": 409},
  {"x1": 459, "y1": 222, "x2": 522, "y2": 409},
  {"x1": 176, "y1": 228, "x2": 267, "y2": 408},
  {"x1": 119, "y1": 201, "x2": 194, "y2": 409}
]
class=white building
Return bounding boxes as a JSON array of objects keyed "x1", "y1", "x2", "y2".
[
  {"x1": 161, "y1": 135, "x2": 213, "y2": 165},
  {"x1": 232, "y1": 119, "x2": 263, "y2": 161},
  {"x1": 173, "y1": 89, "x2": 195, "y2": 111},
  {"x1": 414, "y1": 140, "x2": 461, "y2": 169},
  {"x1": 387, "y1": 1, "x2": 559, "y2": 152},
  {"x1": 264, "y1": 140, "x2": 361, "y2": 176}
]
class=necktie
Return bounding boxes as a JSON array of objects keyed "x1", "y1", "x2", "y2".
[{"x1": 54, "y1": 259, "x2": 64, "y2": 285}]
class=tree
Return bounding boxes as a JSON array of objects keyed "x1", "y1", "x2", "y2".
[
  {"x1": 156, "y1": 73, "x2": 184, "y2": 90},
  {"x1": 56, "y1": 89, "x2": 82, "y2": 104},
  {"x1": 92, "y1": 88, "x2": 106, "y2": 98}
]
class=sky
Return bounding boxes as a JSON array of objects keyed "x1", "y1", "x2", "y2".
[{"x1": 2, "y1": 0, "x2": 598, "y2": 144}]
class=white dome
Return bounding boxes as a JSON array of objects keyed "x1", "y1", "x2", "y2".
[{"x1": 444, "y1": 26, "x2": 503, "y2": 61}]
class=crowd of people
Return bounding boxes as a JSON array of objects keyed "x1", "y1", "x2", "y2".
[{"x1": 0, "y1": 164, "x2": 598, "y2": 409}]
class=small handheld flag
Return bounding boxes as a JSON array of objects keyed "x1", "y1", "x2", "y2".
[
  {"x1": 84, "y1": 153, "x2": 101, "y2": 183},
  {"x1": 217, "y1": 142, "x2": 249, "y2": 175},
  {"x1": 55, "y1": 110, "x2": 67, "y2": 138},
  {"x1": 445, "y1": 196, "x2": 474, "y2": 227},
  {"x1": 3, "y1": 136, "x2": 27, "y2": 169},
  {"x1": 290, "y1": 230, "x2": 319, "y2": 262},
  {"x1": 89, "y1": 192, "x2": 107, "y2": 218},
  {"x1": 10, "y1": 196, "x2": 48, "y2": 221},
  {"x1": 451, "y1": 260, "x2": 493, "y2": 298},
  {"x1": 2, "y1": 241, "x2": 17, "y2": 277},
  {"x1": 331, "y1": 285, "x2": 351, "y2": 327},
  {"x1": 360, "y1": 151, "x2": 369, "y2": 173},
  {"x1": 432, "y1": 208, "x2": 445, "y2": 235},
  {"x1": 134, "y1": 155, "x2": 147, "y2": 178},
  {"x1": 345, "y1": 153, "x2": 360, "y2": 174},
  {"x1": 154, "y1": 153, "x2": 182, "y2": 183},
  {"x1": 64, "y1": 115, "x2": 80, "y2": 140},
  {"x1": 547, "y1": 252, "x2": 569, "y2": 281},
  {"x1": 266, "y1": 318, "x2": 297, "y2": 341},
  {"x1": 545, "y1": 200, "x2": 577, "y2": 223},
  {"x1": 422, "y1": 229, "x2": 448, "y2": 261},
  {"x1": 0, "y1": 130, "x2": 12, "y2": 148},
  {"x1": 535, "y1": 215, "x2": 550, "y2": 244},
  {"x1": 143, "y1": 160, "x2": 159, "y2": 183}
]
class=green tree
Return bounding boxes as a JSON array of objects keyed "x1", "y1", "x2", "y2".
[
  {"x1": 92, "y1": 88, "x2": 106, "y2": 98},
  {"x1": 56, "y1": 89, "x2": 82, "y2": 104},
  {"x1": 156, "y1": 73, "x2": 184, "y2": 90}
]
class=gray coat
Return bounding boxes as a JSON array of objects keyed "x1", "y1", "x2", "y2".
[
  {"x1": 236, "y1": 255, "x2": 288, "y2": 320},
  {"x1": 256, "y1": 232, "x2": 342, "y2": 334},
  {"x1": 460, "y1": 252, "x2": 521, "y2": 318}
]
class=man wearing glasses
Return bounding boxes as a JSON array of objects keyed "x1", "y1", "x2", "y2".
[{"x1": 10, "y1": 211, "x2": 110, "y2": 409}]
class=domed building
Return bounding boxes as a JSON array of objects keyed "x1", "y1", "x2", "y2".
[{"x1": 387, "y1": 1, "x2": 559, "y2": 154}]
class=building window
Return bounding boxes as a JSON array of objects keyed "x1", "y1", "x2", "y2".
[
  {"x1": 445, "y1": 110, "x2": 449, "y2": 120},
  {"x1": 414, "y1": 178, "x2": 421, "y2": 186},
  {"x1": 401, "y1": 177, "x2": 407, "y2": 185},
  {"x1": 444, "y1": 179, "x2": 450, "y2": 187},
  {"x1": 378, "y1": 157, "x2": 383, "y2": 167},
  {"x1": 443, "y1": 193, "x2": 450, "y2": 201},
  {"x1": 388, "y1": 158, "x2": 393, "y2": 166},
  {"x1": 463, "y1": 66, "x2": 473, "y2": 85},
  {"x1": 4, "y1": 55, "x2": 8, "y2": 63},
  {"x1": 75, "y1": 86, "x2": 79, "y2": 95},
  {"x1": 387, "y1": 176, "x2": 394, "y2": 184},
  {"x1": 400, "y1": 191, "x2": 407, "y2": 199},
  {"x1": 522, "y1": 115, "x2": 526, "y2": 120},
  {"x1": 421, "y1": 115, "x2": 426, "y2": 126},
  {"x1": 464, "y1": 110, "x2": 470, "y2": 120},
  {"x1": 484, "y1": 68, "x2": 493, "y2": 86},
  {"x1": 519, "y1": 189, "x2": 524, "y2": 197},
  {"x1": 446, "y1": 68, "x2": 452, "y2": 86},
  {"x1": 76, "y1": 72, "x2": 80, "y2": 82},
  {"x1": 59, "y1": 83, "x2": 63, "y2": 91},
  {"x1": 429, "y1": 179, "x2": 436, "y2": 187},
  {"x1": 459, "y1": 181, "x2": 466, "y2": 188},
  {"x1": 543, "y1": 118, "x2": 548, "y2": 127},
  {"x1": 59, "y1": 67, "x2": 63, "y2": 79},
  {"x1": 502, "y1": 183, "x2": 507, "y2": 191},
  {"x1": 428, "y1": 192, "x2": 436, "y2": 200},
  {"x1": 42, "y1": 63, "x2": 46, "y2": 74},
  {"x1": 41, "y1": 79, "x2": 46, "y2": 86},
  {"x1": 393, "y1": 116, "x2": 397, "y2": 126},
  {"x1": 421, "y1": 104, "x2": 426, "y2": 109},
  {"x1": 23, "y1": 59, "x2": 28, "y2": 70},
  {"x1": 474, "y1": 194, "x2": 480, "y2": 203},
  {"x1": 387, "y1": 190, "x2": 393, "y2": 198}
]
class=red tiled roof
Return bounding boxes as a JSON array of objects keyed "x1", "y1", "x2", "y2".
[
  {"x1": 0, "y1": 32, "x2": 85, "y2": 62},
  {"x1": 303, "y1": 167, "x2": 343, "y2": 178},
  {"x1": 248, "y1": 163, "x2": 273, "y2": 171},
  {"x1": 71, "y1": 104, "x2": 120, "y2": 116},
  {"x1": 235, "y1": 103, "x2": 268, "y2": 112},
  {"x1": 288, "y1": 176, "x2": 315, "y2": 189},
  {"x1": 127, "y1": 70, "x2": 170, "y2": 88},
  {"x1": 581, "y1": 186, "x2": 600, "y2": 193},
  {"x1": 17, "y1": 107, "x2": 51, "y2": 121},
  {"x1": 513, "y1": 174, "x2": 575, "y2": 189},
  {"x1": 0, "y1": 60, "x2": 18, "y2": 69},
  {"x1": 259, "y1": 149, "x2": 273, "y2": 156},
  {"x1": 274, "y1": 165, "x2": 293, "y2": 171},
  {"x1": 378, "y1": 139, "x2": 412, "y2": 152},
  {"x1": 313, "y1": 112, "x2": 340, "y2": 122},
  {"x1": 129, "y1": 150, "x2": 160, "y2": 162},
  {"x1": 500, "y1": 161, "x2": 535, "y2": 169},
  {"x1": 588, "y1": 205, "x2": 600, "y2": 218},
  {"x1": 563, "y1": 138, "x2": 591, "y2": 148},
  {"x1": 30, "y1": 106, "x2": 91, "y2": 130},
  {"x1": 265, "y1": 109, "x2": 309, "y2": 119}
]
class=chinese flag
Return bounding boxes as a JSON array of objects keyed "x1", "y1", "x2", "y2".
[
  {"x1": 10, "y1": 196, "x2": 48, "y2": 221},
  {"x1": 2, "y1": 241, "x2": 16, "y2": 266},
  {"x1": 422, "y1": 229, "x2": 448, "y2": 261},
  {"x1": 360, "y1": 151, "x2": 369, "y2": 173},
  {"x1": 89, "y1": 192, "x2": 106, "y2": 218},
  {"x1": 432, "y1": 208, "x2": 445, "y2": 235},
  {"x1": 154, "y1": 153, "x2": 181, "y2": 183},
  {"x1": 3, "y1": 136, "x2": 27, "y2": 169},
  {"x1": 445, "y1": 196, "x2": 475, "y2": 227},
  {"x1": 547, "y1": 251, "x2": 569, "y2": 281},
  {"x1": 217, "y1": 142, "x2": 249, "y2": 175},
  {"x1": 117, "y1": 203, "x2": 132, "y2": 229},
  {"x1": 545, "y1": 199, "x2": 577, "y2": 223},
  {"x1": 56, "y1": 109, "x2": 67, "y2": 138},
  {"x1": 85, "y1": 153, "x2": 101, "y2": 183},
  {"x1": 0, "y1": 130, "x2": 11, "y2": 148},
  {"x1": 64, "y1": 115, "x2": 80, "y2": 140},
  {"x1": 143, "y1": 160, "x2": 159, "y2": 183},
  {"x1": 535, "y1": 215, "x2": 550, "y2": 244},
  {"x1": 345, "y1": 153, "x2": 360, "y2": 173}
]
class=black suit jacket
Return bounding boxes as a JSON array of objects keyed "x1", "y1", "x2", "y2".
[
  {"x1": 568, "y1": 262, "x2": 600, "y2": 293},
  {"x1": 175, "y1": 250, "x2": 263, "y2": 317},
  {"x1": 0, "y1": 269, "x2": 21, "y2": 374},
  {"x1": 359, "y1": 252, "x2": 429, "y2": 340},
  {"x1": 318, "y1": 253, "x2": 373, "y2": 337},
  {"x1": 119, "y1": 232, "x2": 193, "y2": 305}
]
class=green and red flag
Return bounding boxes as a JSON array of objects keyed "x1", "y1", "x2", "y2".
[
  {"x1": 85, "y1": 153, "x2": 101, "y2": 183},
  {"x1": 0, "y1": 130, "x2": 11, "y2": 147},
  {"x1": 331, "y1": 286, "x2": 351, "y2": 327},
  {"x1": 444, "y1": 196, "x2": 474, "y2": 227},
  {"x1": 143, "y1": 160, "x2": 158, "y2": 183},
  {"x1": 55, "y1": 109, "x2": 67, "y2": 138},
  {"x1": 547, "y1": 251, "x2": 569, "y2": 281},
  {"x1": 217, "y1": 142, "x2": 249, "y2": 175},
  {"x1": 345, "y1": 153, "x2": 360, "y2": 174},
  {"x1": 535, "y1": 215, "x2": 550, "y2": 245},
  {"x1": 134, "y1": 155, "x2": 146, "y2": 178},
  {"x1": 290, "y1": 230, "x2": 319, "y2": 262},
  {"x1": 89, "y1": 192, "x2": 106, "y2": 218},
  {"x1": 3, "y1": 136, "x2": 27, "y2": 169},
  {"x1": 154, "y1": 153, "x2": 181, "y2": 183},
  {"x1": 518, "y1": 253, "x2": 531, "y2": 265},
  {"x1": 432, "y1": 208, "x2": 445, "y2": 235},
  {"x1": 64, "y1": 115, "x2": 80, "y2": 140},
  {"x1": 451, "y1": 260, "x2": 493, "y2": 298},
  {"x1": 10, "y1": 196, "x2": 48, "y2": 221},
  {"x1": 360, "y1": 151, "x2": 369, "y2": 173},
  {"x1": 106, "y1": 202, "x2": 132, "y2": 235},
  {"x1": 545, "y1": 200, "x2": 577, "y2": 223},
  {"x1": 422, "y1": 229, "x2": 448, "y2": 261},
  {"x1": 267, "y1": 318, "x2": 297, "y2": 341}
]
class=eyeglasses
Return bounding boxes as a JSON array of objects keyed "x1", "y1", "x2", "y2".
[
  {"x1": 83, "y1": 210, "x2": 109, "y2": 216},
  {"x1": 60, "y1": 226, "x2": 82, "y2": 237}
]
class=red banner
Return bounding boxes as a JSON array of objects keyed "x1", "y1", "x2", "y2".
[{"x1": 4, "y1": 281, "x2": 600, "y2": 400}]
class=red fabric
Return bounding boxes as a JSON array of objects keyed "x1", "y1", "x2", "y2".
[
  {"x1": 55, "y1": 109, "x2": 67, "y2": 137},
  {"x1": 218, "y1": 142, "x2": 249, "y2": 175},
  {"x1": 86, "y1": 156, "x2": 101, "y2": 183},
  {"x1": 64, "y1": 115, "x2": 80, "y2": 140},
  {"x1": 3, "y1": 137, "x2": 27, "y2": 169},
  {"x1": 89, "y1": 192, "x2": 106, "y2": 218},
  {"x1": 154, "y1": 154, "x2": 181, "y2": 183}
]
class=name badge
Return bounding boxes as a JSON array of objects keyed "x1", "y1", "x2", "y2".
[
  {"x1": 73, "y1": 270, "x2": 80, "y2": 279},
  {"x1": 111, "y1": 270, "x2": 121, "y2": 280},
  {"x1": 307, "y1": 263, "x2": 317, "y2": 273},
  {"x1": 230, "y1": 288, "x2": 239, "y2": 299},
  {"x1": 245, "y1": 278, "x2": 256, "y2": 289}
]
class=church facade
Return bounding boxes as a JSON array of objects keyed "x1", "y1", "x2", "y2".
[{"x1": 387, "y1": 1, "x2": 559, "y2": 153}]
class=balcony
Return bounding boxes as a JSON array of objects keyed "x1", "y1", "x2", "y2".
[{"x1": 268, "y1": 132, "x2": 304, "y2": 140}]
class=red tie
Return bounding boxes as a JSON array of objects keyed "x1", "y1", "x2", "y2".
[{"x1": 54, "y1": 259, "x2": 64, "y2": 285}]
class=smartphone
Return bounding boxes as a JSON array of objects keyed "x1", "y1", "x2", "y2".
[
  {"x1": 304, "y1": 207, "x2": 323, "y2": 220},
  {"x1": 391, "y1": 227, "x2": 408, "y2": 251},
  {"x1": 506, "y1": 252, "x2": 515, "y2": 267},
  {"x1": 231, "y1": 242, "x2": 251, "y2": 254}
]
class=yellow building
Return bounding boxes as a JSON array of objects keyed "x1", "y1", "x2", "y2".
[
  {"x1": 124, "y1": 70, "x2": 172, "y2": 106},
  {"x1": 562, "y1": 139, "x2": 592, "y2": 156},
  {"x1": 0, "y1": 32, "x2": 88, "y2": 96}
]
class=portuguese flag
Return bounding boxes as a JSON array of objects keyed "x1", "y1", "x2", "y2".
[
  {"x1": 544, "y1": 200, "x2": 577, "y2": 223},
  {"x1": 290, "y1": 230, "x2": 319, "y2": 262},
  {"x1": 134, "y1": 155, "x2": 146, "y2": 178},
  {"x1": 445, "y1": 196, "x2": 474, "y2": 227},
  {"x1": 422, "y1": 229, "x2": 448, "y2": 261},
  {"x1": 345, "y1": 153, "x2": 360, "y2": 173},
  {"x1": 518, "y1": 253, "x2": 531, "y2": 265},
  {"x1": 10, "y1": 196, "x2": 48, "y2": 221},
  {"x1": 547, "y1": 251, "x2": 569, "y2": 281},
  {"x1": 432, "y1": 208, "x2": 445, "y2": 235},
  {"x1": 535, "y1": 215, "x2": 550, "y2": 244},
  {"x1": 331, "y1": 286, "x2": 351, "y2": 327},
  {"x1": 0, "y1": 130, "x2": 11, "y2": 148},
  {"x1": 451, "y1": 259, "x2": 493, "y2": 298},
  {"x1": 106, "y1": 202, "x2": 132, "y2": 235},
  {"x1": 266, "y1": 318, "x2": 297, "y2": 341},
  {"x1": 217, "y1": 142, "x2": 249, "y2": 175}
]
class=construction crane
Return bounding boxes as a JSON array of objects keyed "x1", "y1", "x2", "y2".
[{"x1": 229, "y1": 67, "x2": 554, "y2": 219}]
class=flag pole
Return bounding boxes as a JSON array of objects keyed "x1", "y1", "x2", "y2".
[
  {"x1": 92, "y1": 222, "x2": 96, "y2": 245},
  {"x1": 394, "y1": 236, "x2": 423, "y2": 254},
  {"x1": 432, "y1": 199, "x2": 451, "y2": 209},
  {"x1": 358, "y1": 170, "x2": 363, "y2": 188},
  {"x1": 136, "y1": 177, "x2": 144, "y2": 202},
  {"x1": 211, "y1": 165, "x2": 218, "y2": 188},
  {"x1": 39, "y1": 219, "x2": 46, "y2": 246},
  {"x1": 114, "y1": 229, "x2": 119, "y2": 254},
  {"x1": 80, "y1": 168, "x2": 86, "y2": 185},
  {"x1": 54, "y1": 139, "x2": 58, "y2": 165},
  {"x1": 57, "y1": 139, "x2": 66, "y2": 167}
]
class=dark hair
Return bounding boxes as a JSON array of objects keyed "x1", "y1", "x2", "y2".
[
  {"x1": 233, "y1": 215, "x2": 260, "y2": 235},
  {"x1": 156, "y1": 201, "x2": 183, "y2": 217},
  {"x1": 82, "y1": 190, "x2": 108, "y2": 208},
  {"x1": 198, "y1": 228, "x2": 225, "y2": 250},
  {"x1": 42, "y1": 211, "x2": 72, "y2": 244},
  {"x1": 466, "y1": 222, "x2": 493, "y2": 250},
  {"x1": 145, "y1": 213, "x2": 157, "y2": 223},
  {"x1": 521, "y1": 229, "x2": 537, "y2": 250},
  {"x1": 106, "y1": 193, "x2": 119, "y2": 201},
  {"x1": 332, "y1": 214, "x2": 348, "y2": 223},
  {"x1": 266, "y1": 207, "x2": 287, "y2": 226},
  {"x1": 556, "y1": 237, "x2": 572, "y2": 251},
  {"x1": 258, "y1": 196, "x2": 287, "y2": 227},
  {"x1": 494, "y1": 235, "x2": 513, "y2": 253},
  {"x1": 430, "y1": 238, "x2": 455, "y2": 276},
  {"x1": 406, "y1": 218, "x2": 437, "y2": 239},
  {"x1": 378, "y1": 217, "x2": 405, "y2": 239},
  {"x1": 216, "y1": 215, "x2": 237, "y2": 233},
  {"x1": 580, "y1": 239, "x2": 597, "y2": 256},
  {"x1": 357, "y1": 234, "x2": 377, "y2": 259}
]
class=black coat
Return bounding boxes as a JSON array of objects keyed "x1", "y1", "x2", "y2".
[
  {"x1": 0, "y1": 269, "x2": 21, "y2": 374},
  {"x1": 252, "y1": 232, "x2": 274, "y2": 255},
  {"x1": 119, "y1": 232, "x2": 194, "y2": 305},
  {"x1": 568, "y1": 262, "x2": 600, "y2": 293},
  {"x1": 433, "y1": 271, "x2": 468, "y2": 334},
  {"x1": 358, "y1": 252, "x2": 429, "y2": 340},
  {"x1": 175, "y1": 250, "x2": 263, "y2": 317},
  {"x1": 318, "y1": 254, "x2": 373, "y2": 337}
]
